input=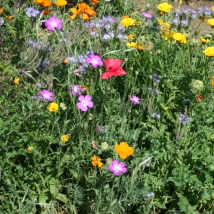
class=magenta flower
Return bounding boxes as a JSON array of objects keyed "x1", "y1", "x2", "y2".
[
  {"x1": 38, "y1": 89, "x2": 54, "y2": 101},
  {"x1": 77, "y1": 95, "x2": 94, "y2": 112},
  {"x1": 70, "y1": 85, "x2": 84, "y2": 96},
  {"x1": 141, "y1": 12, "x2": 154, "y2": 19},
  {"x1": 109, "y1": 160, "x2": 127, "y2": 176},
  {"x1": 45, "y1": 17, "x2": 62, "y2": 32},
  {"x1": 86, "y1": 54, "x2": 103, "y2": 68},
  {"x1": 130, "y1": 95, "x2": 140, "y2": 105}
]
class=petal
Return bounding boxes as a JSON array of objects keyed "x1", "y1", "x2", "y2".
[
  {"x1": 77, "y1": 102, "x2": 88, "y2": 111},
  {"x1": 98, "y1": 161, "x2": 103, "y2": 168},
  {"x1": 119, "y1": 153, "x2": 128, "y2": 160},
  {"x1": 113, "y1": 171, "x2": 120, "y2": 176},
  {"x1": 87, "y1": 101, "x2": 94, "y2": 108},
  {"x1": 85, "y1": 95, "x2": 92, "y2": 101},
  {"x1": 121, "y1": 167, "x2": 127, "y2": 174},
  {"x1": 114, "y1": 67, "x2": 127, "y2": 75},
  {"x1": 114, "y1": 144, "x2": 120, "y2": 154},
  {"x1": 78, "y1": 95, "x2": 85, "y2": 101},
  {"x1": 101, "y1": 72, "x2": 112, "y2": 79},
  {"x1": 104, "y1": 58, "x2": 122, "y2": 71},
  {"x1": 126, "y1": 147, "x2": 134, "y2": 156},
  {"x1": 120, "y1": 142, "x2": 129, "y2": 150}
]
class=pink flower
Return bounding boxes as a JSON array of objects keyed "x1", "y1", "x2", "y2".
[
  {"x1": 38, "y1": 89, "x2": 54, "y2": 101},
  {"x1": 45, "y1": 17, "x2": 62, "y2": 32},
  {"x1": 101, "y1": 58, "x2": 127, "y2": 79},
  {"x1": 109, "y1": 160, "x2": 127, "y2": 176},
  {"x1": 141, "y1": 12, "x2": 154, "y2": 19},
  {"x1": 77, "y1": 95, "x2": 94, "y2": 112},
  {"x1": 130, "y1": 95, "x2": 140, "y2": 104},
  {"x1": 86, "y1": 54, "x2": 103, "y2": 68}
]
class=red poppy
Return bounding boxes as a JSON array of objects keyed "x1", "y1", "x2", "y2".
[
  {"x1": 101, "y1": 58, "x2": 127, "y2": 79},
  {"x1": 196, "y1": 95, "x2": 203, "y2": 102}
]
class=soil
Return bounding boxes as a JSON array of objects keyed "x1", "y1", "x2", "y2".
[{"x1": 134, "y1": 0, "x2": 214, "y2": 36}]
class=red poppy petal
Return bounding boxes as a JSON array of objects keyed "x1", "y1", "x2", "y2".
[
  {"x1": 101, "y1": 72, "x2": 112, "y2": 79},
  {"x1": 115, "y1": 67, "x2": 127, "y2": 75},
  {"x1": 104, "y1": 58, "x2": 123, "y2": 71}
]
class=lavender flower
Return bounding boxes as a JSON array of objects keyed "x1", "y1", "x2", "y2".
[
  {"x1": 152, "y1": 73, "x2": 161, "y2": 82},
  {"x1": 190, "y1": 10, "x2": 197, "y2": 19},
  {"x1": 152, "y1": 112, "x2": 161, "y2": 120},
  {"x1": 70, "y1": 85, "x2": 84, "y2": 97},
  {"x1": 178, "y1": 113, "x2": 190, "y2": 125},
  {"x1": 25, "y1": 7, "x2": 40, "y2": 17},
  {"x1": 117, "y1": 34, "x2": 127, "y2": 40},
  {"x1": 35, "y1": 83, "x2": 42, "y2": 88},
  {"x1": 145, "y1": 192, "x2": 154, "y2": 197},
  {"x1": 181, "y1": 20, "x2": 188, "y2": 26}
]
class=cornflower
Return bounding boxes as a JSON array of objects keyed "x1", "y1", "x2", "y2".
[{"x1": 25, "y1": 7, "x2": 40, "y2": 17}]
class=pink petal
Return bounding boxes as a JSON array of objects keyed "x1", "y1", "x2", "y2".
[
  {"x1": 87, "y1": 101, "x2": 94, "y2": 108},
  {"x1": 77, "y1": 102, "x2": 88, "y2": 111},
  {"x1": 113, "y1": 171, "x2": 120, "y2": 176},
  {"x1": 85, "y1": 95, "x2": 92, "y2": 101},
  {"x1": 78, "y1": 95, "x2": 85, "y2": 101},
  {"x1": 100, "y1": 72, "x2": 113, "y2": 79}
]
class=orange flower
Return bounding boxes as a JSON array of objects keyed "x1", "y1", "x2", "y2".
[
  {"x1": 56, "y1": 0, "x2": 67, "y2": 7},
  {"x1": 77, "y1": 2, "x2": 90, "y2": 14},
  {"x1": 85, "y1": 8, "x2": 96, "y2": 17},
  {"x1": 42, "y1": 0, "x2": 52, "y2": 8},
  {"x1": 91, "y1": 155, "x2": 103, "y2": 168},
  {"x1": 63, "y1": 59, "x2": 68, "y2": 64},
  {"x1": 0, "y1": 8, "x2": 5, "y2": 13},
  {"x1": 43, "y1": 10, "x2": 51, "y2": 15},
  {"x1": 34, "y1": 0, "x2": 44, "y2": 4},
  {"x1": 70, "y1": 8, "x2": 78, "y2": 20},
  {"x1": 90, "y1": 0, "x2": 99, "y2": 4},
  {"x1": 5, "y1": 16, "x2": 12, "y2": 20},
  {"x1": 114, "y1": 142, "x2": 134, "y2": 159}
]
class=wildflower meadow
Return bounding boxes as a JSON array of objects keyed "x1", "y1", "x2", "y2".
[{"x1": 1, "y1": 0, "x2": 214, "y2": 213}]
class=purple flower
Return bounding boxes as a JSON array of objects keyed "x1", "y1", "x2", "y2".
[
  {"x1": 98, "y1": 126, "x2": 106, "y2": 134},
  {"x1": 141, "y1": 12, "x2": 154, "y2": 19},
  {"x1": 38, "y1": 89, "x2": 54, "y2": 101},
  {"x1": 145, "y1": 192, "x2": 154, "y2": 197},
  {"x1": 152, "y1": 73, "x2": 161, "y2": 82},
  {"x1": 35, "y1": 83, "x2": 42, "y2": 88},
  {"x1": 77, "y1": 95, "x2": 94, "y2": 112},
  {"x1": 70, "y1": 85, "x2": 84, "y2": 96},
  {"x1": 178, "y1": 113, "x2": 190, "y2": 125},
  {"x1": 152, "y1": 112, "x2": 161, "y2": 120},
  {"x1": 109, "y1": 160, "x2": 127, "y2": 176},
  {"x1": 45, "y1": 17, "x2": 62, "y2": 32},
  {"x1": 86, "y1": 54, "x2": 103, "y2": 68},
  {"x1": 26, "y1": 7, "x2": 40, "y2": 17},
  {"x1": 130, "y1": 95, "x2": 140, "y2": 105},
  {"x1": 181, "y1": 20, "x2": 188, "y2": 26}
]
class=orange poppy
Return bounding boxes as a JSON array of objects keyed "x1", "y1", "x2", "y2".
[
  {"x1": 0, "y1": 8, "x2": 5, "y2": 13},
  {"x1": 63, "y1": 59, "x2": 68, "y2": 64},
  {"x1": 5, "y1": 16, "x2": 12, "y2": 20},
  {"x1": 70, "y1": 8, "x2": 78, "y2": 20},
  {"x1": 56, "y1": 0, "x2": 67, "y2": 7},
  {"x1": 90, "y1": 0, "x2": 99, "y2": 4},
  {"x1": 42, "y1": 0, "x2": 52, "y2": 8},
  {"x1": 34, "y1": 0, "x2": 44, "y2": 4}
]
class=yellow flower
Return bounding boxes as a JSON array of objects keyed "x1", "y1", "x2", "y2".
[
  {"x1": 47, "y1": 102, "x2": 59, "y2": 112},
  {"x1": 157, "y1": 19, "x2": 164, "y2": 25},
  {"x1": 136, "y1": 43, "x2": 145, "y2": 51},
  {"x1": 56, "y1": 0, "x2": 67, "y2": 7},
  {"x1": 162, "y1": 31, "x2": 175, "y2": 41},
  {"x1": 70, "y1": 8, "x2": 78, "y2": 20},
  {"x1": 136, "y1": 21, "x2": 141, "y2": 26},
  {"x1": 207, "y1": 19, "x2": 214, "y2": 28},
  {"x1": 91, "y1": 155, "x2": 103, "y2": 168},
  {"x1": 160, "y1": 23, "x2": 170, "y2": 32},
  {"x1": 14, "y1": 78, "x2": 20, "y2": 85},
  {"x1": 172, "y1": 33, "x2": 187, "y2": 44},
  {"x1": 204, "y1": 47, "x2": 214, "y2": 57},
  {"x1": 157, "y1": 2, "x2": 173, "y2": 13},
  {"x1": 200, "y1": 36, "x2": 210, "y2": 44},
  {"x1": 61, "y1": 135, "x2": 70, "y2": 143},
  {"x1": 114, "y1": 142, "x2": 134, "y2": 159},
  {"x1": 211, "y1": 7, "x2": 214, "y2": 11},
  {"x1": 162, "y1": 105, "x2": 169, "y2": 110},
  {"x1": 27, "y1": 146, "x2": 33, "y2": 152},
  {"x1": 120, "y1": 17, "x2": 136, "y2": 28},
  {"x1": 126, "y1": 42, "x2": 137, "y2": 48},
  {"x1": 127, "y1": 33, "x2": 135, "y2": 40}
]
